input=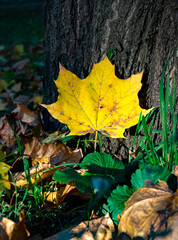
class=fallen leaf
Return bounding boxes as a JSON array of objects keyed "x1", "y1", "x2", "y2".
[
  {"x1": 12, "y1": 59, "x2": 30, "y2": 70},
  {"x1": 31, "y1": 95, "x2": 43, "y2": 104},
  {"x1": 14, "y1": 138, "x2": 82, "y2": 188},
  {"x1": 0, "y1": 162, "x2": 11, "y2": 191},
  {"x1": 24, "y1": 137, "x2": 82, "y2": 166},
  {"x1": 0, "y1": 104, "x2": 40, "y2": 144},
  {"x1": 12, "y1": 44, "x2": 24, "y2": 60},
  {"x1": 12, "y1": 104, "x2": 40, "y2": 125},
  {"x1": 41, "y1": 131, "x2": 67, "y2": 144},
  {"x1": 0, "y1": 210, "x2": 30, "y2": 240},
  {"x1": 11, "y1": 82, "x2": 21, "y2": 93},
  {"x1": 13, "y1": 95, "x2": 31, "y2": 105},
  {"x1": 44, "y1": 184, "x2": 76, "y2": 204},
  {"x1": 44, "y1": 213, "x2": 115, "y2": 240},
  {"x1": 42, "y1": 56, "x2": 153, "y2": 138},
  {"x1": 0, "y1": 117, "x2": 16, "y2": 144},
  {"x1": 0, "y1": 79, "x2": 8, "y2": 91},
  {"x1": 13, "y1": 163, "x2": 54, "y2": 188},
  {"x1": 118, "y1": 180, "x2": 178, "y2": 239},
  {"x1": 0, "y1": 145, "x2": 6, "y2": 161}
]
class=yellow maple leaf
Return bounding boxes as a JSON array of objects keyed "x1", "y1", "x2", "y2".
[{"x1": 42, "y1": 56, "x2": 153, "y2": 138}]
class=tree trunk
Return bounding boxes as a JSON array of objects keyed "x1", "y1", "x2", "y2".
[{"x1": 43, "y1": 0, "x2": 177, "y2": 159}]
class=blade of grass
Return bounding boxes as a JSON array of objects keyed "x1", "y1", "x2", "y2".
[
  {"x1": 137, "y1": 112, "x2": 156, "y2": 149},
  {"x1": 159, "y1": 57, "x2": 172, "y2": 164},
  {"x1": 8, "y1": 170, "x2": 18, "y2": 217},
  {"x1": 23, "y1": 157, "x2": 33, "y2": 192},
  {"x1": 142, "y1": 116, "x2": 159, "y2": 164},
  {"x1": 22, "y1": 187, "x2": 28, "y2": 203},
  {"x1": 98, "y1": 132, "x2": 102, "y2": 153},
  {"x1": 129, "y1": 109, "x2": 156, "y2": 162},
  {"x1": 139, "y1": 136, "x2": 153, "y2": 163},
  {"x1": 129, "y1": 112, "x2": 142, "y2": 162}
]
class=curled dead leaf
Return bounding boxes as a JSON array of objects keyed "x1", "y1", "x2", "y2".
[
  {"x1": 13, "y1": 163, "x2": 55, "y2": 188},
  {"x1": 118, "y1": 180, "x2": 178, "y2": 239},
  {"x1": 0, "y1": 104, "x2": 40, "y2": 144},
  {"x1": 13, "y1": 104, "x2": 40, "y2": 126},
  {"x1": 24, "y1": 137, "x2": 83, "y2": 166},
  {"x1": 0, "y1": 210, "x2": 30, "y2": 240},
  {"x1": 14, "y1": 138, "x2": 82, "y2": 190},
  {"x1": 0, "y1": 117, "x2": 15, "y2": 144},
  {"x1": 12, "y1": 59, "x2": 30, "y2": 70}
]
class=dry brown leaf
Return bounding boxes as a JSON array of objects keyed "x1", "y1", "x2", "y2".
[
  {"x1": 44, "y1": 213, "x2": 115, "y2": 240},
  {"x1": 14, "y1": 95, "x2": 31, "y2": 105},
  {"x1": 118, "y1": 180, "x2": 178, "y2": 239},
  {"x1": 11, "y1": 82, "x2": 22, "y2": 92},
  {"x1": 0, "y1": 117, "x2": 15, "y2": 144},
  {"x1": 0, "y1": 104, "x2": 40, "y2": 144},
  {"x1": 14, "y1": 138, "x2": 82, "y2": 189},
  {"x1": 12, "y1": 59, "x2": 30, "y2": 70},
  {"x1": 13, "y1": 104, "x2": 40, "y2": 126},
  {"x1": 13, "y1": 163, "x2": 55, "y2": 188},
  {"x1": 44, "y1": 191, "x2": 58, "y2": 204},
  {"x1": 24, "y1": 137, "x2": 83, "y2": 166},
  {"x1": 0, "y1": 210, "x2": 30, "y2": 240}
]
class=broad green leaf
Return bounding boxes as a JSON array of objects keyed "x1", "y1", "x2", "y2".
[
  {"x1": 42, "y1": 56, "x2": 153, "y2": 138},
  {"x1": 81, "y1": 152, "x2": 125, "y2": 182},
  {"x1": 107, "y1": 185, "x2": 134, "y2": 224},
  {"x1": 131, "y1": 164, "x2": 171, "y2": 190},
  {"x1": 53, "y1": 168, "x2": 92, "y2": 193}
]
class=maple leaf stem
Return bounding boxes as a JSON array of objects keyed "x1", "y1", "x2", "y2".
[{"x1": 94, "y1": 131, "x2": 98, "y2": 152}]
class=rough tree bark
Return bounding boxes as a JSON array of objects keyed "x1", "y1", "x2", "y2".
[{"x1": 43, "y1": 0, "x2": 177, "y2": 159}]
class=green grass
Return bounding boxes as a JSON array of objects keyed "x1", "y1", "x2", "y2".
[{"x1": 130, "y1": 52, "x2": 178, "y2": 170}]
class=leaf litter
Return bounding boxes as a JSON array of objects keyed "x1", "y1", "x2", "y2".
[
  {"x1": 0, "y1": 42, "x2": 87, "y2": 238},
  {"x1": 0, "y1": 43, "x2": 177, "y2": 240}
]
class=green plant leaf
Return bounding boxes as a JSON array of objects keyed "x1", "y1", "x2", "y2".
[
  {"x1": 131, "y1": 164, "x2": 171, "y2": 190},
  {"x1": 53, "y1": 168, "x2": 92, "y2": 193},
  {"x1": 81, "y1": 152, "x2": 125, "y2": 182},
  {"x1": 107, "y1": 185, "x2": 134, "y2": 224}
]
